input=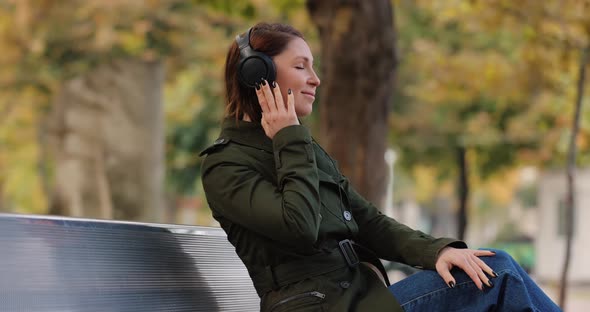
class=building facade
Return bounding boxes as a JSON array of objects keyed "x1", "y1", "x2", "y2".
[{"x1": 536, "y1": 169, "x2": 590, "y2": 284}]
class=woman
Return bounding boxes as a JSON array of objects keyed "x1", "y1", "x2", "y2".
[{"x1": 200, "y1": 22, "x2": 561, "y2": 312}]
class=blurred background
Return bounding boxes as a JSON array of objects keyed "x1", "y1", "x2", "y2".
[{"x1": 0, "y1": 0, "x2": 589, "y2": 310}]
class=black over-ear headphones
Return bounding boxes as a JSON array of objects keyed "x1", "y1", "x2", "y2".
[{"x1": 236, "y1": 27, "x2": 276, "y2": 88}]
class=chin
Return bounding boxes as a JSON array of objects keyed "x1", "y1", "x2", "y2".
[{"x1": 296, "y1": 100, "x2": 314, "y2": 117}]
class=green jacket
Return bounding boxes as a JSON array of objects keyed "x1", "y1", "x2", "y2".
[{"x1": 201, "y1": 119, "x2": 465, "y2": 312}]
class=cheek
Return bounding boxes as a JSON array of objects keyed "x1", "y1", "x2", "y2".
[
  {"x1": 274, "y1": 78, "x2": 291, "y2": 104},
  {"x1": 274, "y1": 68, "x2": 290, "y2": 90}
]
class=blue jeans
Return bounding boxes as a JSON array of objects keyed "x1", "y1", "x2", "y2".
[{"x1": 388, "y1": 249, "x2": 562, "y2": 311}]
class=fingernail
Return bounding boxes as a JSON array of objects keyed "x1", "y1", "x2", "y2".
[
  {"x1": 288, "y1": 88, "x2": 292, "y2": 94},
  {"x1": 486, "y1": 280, "x2": 494, "y2": 288},
  {"x1": 448, "y1": 281, "x2": 455, "y2": 288},
  {"x1": 261, "y1": 78, "x2": 266, "y2": 86},
  {"x1": 492, "y1": 271, "x2": 499, "y2": 278},
  {"x1": 255, "y1": 83, "x2": 260, "y2": 90},
  {"x1": 271, "y1": 81, "x2": 276, "y2": 88}
]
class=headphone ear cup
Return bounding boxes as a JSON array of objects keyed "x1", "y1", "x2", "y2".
[{"x1": 238, "y1": 52, "x2": 276, "y2": 88}]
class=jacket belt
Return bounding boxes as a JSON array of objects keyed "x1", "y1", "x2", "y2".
[{"x1": 251, "y1": 239, "x2": 390, "y2": 296}]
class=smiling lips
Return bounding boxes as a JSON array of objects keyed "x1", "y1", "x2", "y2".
[{"x1": 301, "y1": 91, "x2": 315, "y2": 98}]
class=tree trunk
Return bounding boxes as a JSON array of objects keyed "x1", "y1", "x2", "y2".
[
  {"x1": 456, "y1": 146, "x2": 469, "y2": 241},
  {"x1": 47, "y1": 59, "x2": 166, "y2": 222},
  {"x1": 38, "y1": 117, "x2": 53, "y2": 215},
  {"x1": 559, "y1": 44, "x2": 589, "y2": 310},
  {"x1": 307, "y1": 0, "x2": 397, "y2": 208}
]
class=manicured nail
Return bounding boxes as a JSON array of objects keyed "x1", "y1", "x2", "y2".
[
  {"x1": 486, "y1": 280, "x2": 494, "y2": 288},
  {"x1": 271, "y1": 81, "x2": 276, "y2": 88},
  {"x1": 492, "y1": 271, "x2": 499, "y2": 278},
  {"x1": 288, "y1": 88, "x2": 292, "y2": 94},
  {"x1": 448, "y1": 281, "x2": 455, "y2": 288},
  {"x1": 261, "y1": 78, "x2": 266, "y2": 86},
  {"x1": 255, "y1": 83, "x2": 260, "y2": 90}
]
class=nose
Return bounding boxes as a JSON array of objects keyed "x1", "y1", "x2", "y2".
[{"x1": 308, "y1": 69, "x2": 320, "y2": 87}]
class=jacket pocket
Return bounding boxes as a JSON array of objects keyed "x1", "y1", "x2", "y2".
[{"x1": 269, "y1": 291, "x2": 326, "y2": 312}]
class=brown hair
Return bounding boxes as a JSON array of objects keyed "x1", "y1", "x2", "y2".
[{"x1": 224, "y1": 23, "x2": 303, "y2": 122}]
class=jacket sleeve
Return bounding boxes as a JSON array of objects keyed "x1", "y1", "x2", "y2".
[
  {"x1": 201, "y1": 125, "x2": 321, "y2": 247},
  {"x1": 343, "y1": 178, "x2": 466, "y2": 270}
]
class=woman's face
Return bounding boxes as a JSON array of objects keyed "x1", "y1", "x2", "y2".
[{"x1": 273, "y1": 37, "x2": 321, "y2": 117}]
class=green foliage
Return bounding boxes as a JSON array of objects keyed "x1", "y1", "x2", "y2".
[
  {"x1": 2, "y1": 0, "x2": 587, "y2": 220},
  {"x1": 165, "y1": 67, "x2": 222, "y2": 195},
  {"x1": 391, "y1": 0, "x2": 590, "y2": 207},
  {"x1": 0, "y1": 0, "x2": 312, "y2": 212},
  {"x1": 167, "y1": 111, "x2": 218, "y2": 194}
]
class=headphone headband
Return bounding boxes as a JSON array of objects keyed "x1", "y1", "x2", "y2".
[{"x1": 235, "y1": 27, "x2": 252, "y2": 50}]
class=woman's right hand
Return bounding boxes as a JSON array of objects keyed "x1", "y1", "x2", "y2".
[{"x1": 256, "y1": 79, "x2": 299, "y2": 139}]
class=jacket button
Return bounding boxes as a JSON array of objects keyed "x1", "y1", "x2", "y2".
[
  {"x1": 343, "y1": 211, "x2": 352, "y2": 221},
  {"x1": 340, "y1": 281, "x2": 351, "y2": 289}
]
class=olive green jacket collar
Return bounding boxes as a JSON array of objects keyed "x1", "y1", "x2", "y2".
[{"x1": 219, "y1": 118, "x2": 273, "y2": 153}]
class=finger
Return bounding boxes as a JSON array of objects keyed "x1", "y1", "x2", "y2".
[
  {"x1": 435, "y1": 264, "x2": 456, "y2": 289},
  {"x1": 271, "y1": 81, "x2": 286, "y2": 112},
  {"x1": 472, "y1": 254, "x2": 497, "y2": 280},
  {"x1": 287, "y1": 88, "x2": 295, "y2": 115},
  {"x1": 260, "y1": 79, "x2": 277, "y2": 112},
  {"x1": 473, "y1": 250, "x2": 496, "y2": 257},
  {"x1": 256, "y1": 84, "x2": 270, "y2": 113},
  {"x1": 456, "y1": 257, "x2": 483, "y2": 290},
  {"x1": 470, "y1": 254, "x2": 492, "y2": 288}
]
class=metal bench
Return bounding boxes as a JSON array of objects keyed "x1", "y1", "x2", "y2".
[{"x1": 0, "y1": 213, "x2": 259, "y2": 312}]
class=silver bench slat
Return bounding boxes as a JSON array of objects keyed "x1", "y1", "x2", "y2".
[{"x1": 0, "y1": 213, "x2": 259, "y2": 312}]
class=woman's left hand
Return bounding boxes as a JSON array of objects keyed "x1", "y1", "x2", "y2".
[{"x1": 435, "y1": 247, "x2": 496, "y2": 290}]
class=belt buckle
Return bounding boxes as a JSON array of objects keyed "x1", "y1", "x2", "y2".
[{"x1": 338, "y1": 239, "x2": 359, "y2": 267}]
